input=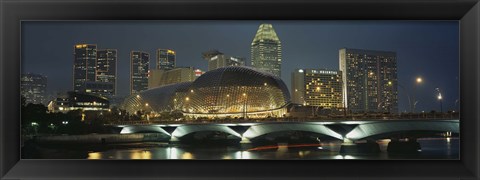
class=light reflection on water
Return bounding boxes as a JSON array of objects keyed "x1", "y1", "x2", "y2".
[{"x1": 85, "y1": 138, "x2": 458, "y2": 160}]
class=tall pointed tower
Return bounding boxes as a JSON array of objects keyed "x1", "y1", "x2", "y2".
[{"x1": 251, "y1": 24, "x2": 282, "y2": 77}]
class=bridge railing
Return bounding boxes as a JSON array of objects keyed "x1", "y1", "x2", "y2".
[{"x1": 106, "y1": 112, "x2": 459, "y2": 126}]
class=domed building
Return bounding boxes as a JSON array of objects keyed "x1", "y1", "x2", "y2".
[{"x1": 122, "y1": 66, "x2": 291, "y2": 119}]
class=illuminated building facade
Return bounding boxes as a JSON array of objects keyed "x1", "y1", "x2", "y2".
[
  {"x1": 130, "y1": 51, "x2": 150, "y2": 95},
  {"x1": 96, "y1": 49, "x2": 117, "y2": 96},
  {"x1": 251, "y1": 24, "x2": 282, "y2": 77},
  {"x1": 148, "y1": 67, "x2": 196, "y2": 89},
  {"x1": 194, "y1": 69, "x2": 205, "y2": 77},
  {"x1": 21, "y1": 73, "x2": 48, "y2": 105},
  {"x1": 47, "y1": 92, "x2": 109, "y2": 112},
  {"x1": 82, "y1": 81, "x2": 115, "y2": 98},
  {"x1": 73, "y1": 44, "x2": 97, "y2": 92},
  {"x1": 157, "y1": 49, "x2": 176, "y2": 70},
  {"x1": 339, "y1": 48, "x2": 398, "y2": 113},
  {"x1": 291, "y1": 69, "x2": 343, "y2": 109},
  {"x1": 123, "y1": 66, "x2": 291, "y2": 119},
  {"x1": 202, "y1": 50, "x2": 245, "y2": 71}
]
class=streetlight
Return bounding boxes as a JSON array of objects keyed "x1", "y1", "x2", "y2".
[
  {"x1": 144, "y1": 102, "x2": 150, "y2": 121},
  {"x1": 395, "y1": 83, "x2": 411, "y2": 113},
  {"x1": 394, "y1": 76, "x2": 422, "y2": 113},
  {"x1": 185, "y1": 97, "x2": 190, "y2": 112},
  {"x1": 412, "y1": 76, "x2": 423, "y2": 113},
  {"x1": 242, "y1": 93, "x2": 247, "y2": 119},
  {"x1": 416, "y1": 77, "x2": 423, "y2": 83},
  {"x1": 436, "y1": 88, "x2": 443, "y2": 113},
  {"x1": 31, "y1": 122, "x2": 39, "y2": 134}
]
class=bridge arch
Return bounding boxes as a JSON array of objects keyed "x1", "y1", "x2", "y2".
[
  {"x1": 242, "y1": 123, "x2": 343, "y2": 140},
  {"x1": 345, "y1": 120, "x2": 459, "y2": 140},
  {"x1": 120, "y1": 125, "x2": 171, "y2": 136},
  {"x1": 171, "y1": 124, "x2": 242, "y2": 139}
]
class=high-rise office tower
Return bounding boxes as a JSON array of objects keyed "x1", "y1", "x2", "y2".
[
  {"x1": 73, "y1": 44, "x2": 97, "y2": 92},
  {"x1": 291, "y1": 69, "x2": 343, "y2": 109},
  {"x1": 21, "y1": 73, "x2": 48, "y2": 105},
  {"x1": 251, "y1": 24, "x2": 282, "y2": 77},
  {"x1": 130, "y1": 51, "x2": 150, "y2": 95},
  {"x1": 157, "y1": 49, "x2": 176, "y2": 70},
  {"x1": 202, "y1": 50, "x2": 245, "y2": 71},
  {"x1": 96, "y1": 49, "x2": 117, "y2": 96},
  {"x1": 339, "y1": 48, "x2": 398, "y2": 113}
]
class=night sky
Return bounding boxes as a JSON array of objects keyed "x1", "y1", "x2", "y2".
[{"x1": 22, "y1": 21, "x2": 459, "y2": 113}]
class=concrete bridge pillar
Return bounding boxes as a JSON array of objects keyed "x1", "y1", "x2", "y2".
[
  {"x1": 239, "y1": 136, "x2": 253, "y2": 150},
  {"x1": 340, "y1": 139, "x2": 380, "y2": 154},
  {"x1": 169, "y1": 136, "x2": 180, "y2": 144},
  {"x1": 342, "y1": 138, "x2": 354, "y2": 145},
  {"x1": 240, "y1": 136, "x2": 251, "y2": 144}
]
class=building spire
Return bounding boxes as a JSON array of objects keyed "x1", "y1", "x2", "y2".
[{"x1": 252, "y1": 24, "x2": 281, "y2": 44}]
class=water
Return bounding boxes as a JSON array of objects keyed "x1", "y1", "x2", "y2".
[{"x1": 26, "y1": 138, "x2": 458, "y2": 160}]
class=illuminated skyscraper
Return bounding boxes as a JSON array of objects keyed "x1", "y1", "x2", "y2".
[
  {"x1": 157, "y1": 49, "x2": 176, "y2": 70},
  {"x1": 21, "y1": 73, "x2": 47, "y2": 105},
  {"x1": 73, "y1": 44, "x2": 97, "y2": 92},
  {"x1": 96, "y1": 49, "x2": 117, "y2": 96},
  {"x1": 339, "y1": 48, "x2": 398, "y2": 113},
  {"x1": 130, "y1": 51, "x2": 150, "y2": 95},
  {"x1": 251, "y1": 24, "x2": 282, "y2": 77},
  {"x1": 291, "y1": 69, "x2": 343, "y2": 109},
  {"x1": 202, "y1": 50, "x2": 245, "y2": 71}
]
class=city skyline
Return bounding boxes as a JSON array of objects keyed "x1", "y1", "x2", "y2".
[{"x1": 22, "y1": 21, "x2": 459, "y2": 112}]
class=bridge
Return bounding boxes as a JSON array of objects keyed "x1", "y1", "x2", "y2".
[{"x1": 113, "y1": 119, "x2": 459, "y2": 149}]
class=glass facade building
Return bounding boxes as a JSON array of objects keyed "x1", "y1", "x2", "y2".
[
  {"x1": 291, "y1": 69, "x2": 343, "y2": 109},
  {"x1": 21, "y1": 73, "x2": 48, "y2": 105},
  {"x1": 73, "y1": 44, "x2": 97, "y2": 92},
  {"x1": 339, "y1": 48, "x2": 398, "y2": 113},
  {"x1": 122, "y1": 66, "x2": 291, "y2": 119},
  {"x1": 47, "y1": 92, "x2": 110, "y2": 112},
  {"x1": 202, "y1": 50, "x2": 245, "y2": 71},
  {"x1": 251, "y1": 24, "x2": 282, "y2": 77},
  {"x1": 96, "y1": 49, "x2": 117, "y2": 96},
  {"x1": 156, "y1": 49, "x2": 176, "y2": 70},
  {"x1": 130, "y1": 51, "x2": 150, "y2": 95}
]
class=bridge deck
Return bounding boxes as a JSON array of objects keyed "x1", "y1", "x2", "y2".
[{"x1": 108, "y1": 117, "x2": 459, "y2": 126}]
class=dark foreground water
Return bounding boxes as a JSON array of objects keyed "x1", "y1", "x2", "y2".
[{"x1": 25, "y1": 138, "x2": 459, "y2": 160}]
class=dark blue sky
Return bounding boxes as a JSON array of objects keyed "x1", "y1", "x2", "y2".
[{"x1": 22, "y1": 21, "x2": 459, "y2": 113}]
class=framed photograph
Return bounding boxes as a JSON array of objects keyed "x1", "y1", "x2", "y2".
[{"x1": 1, "y1": 0, "x2": 479, "y2": 179}]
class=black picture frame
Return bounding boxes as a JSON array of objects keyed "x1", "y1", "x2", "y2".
[{"x1": 1, "y1": 0, "x2": 479, "y2": 179}]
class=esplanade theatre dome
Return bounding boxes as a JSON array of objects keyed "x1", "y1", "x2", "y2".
[{"x1": 122, "y1": 66, "x2": 291, "y2": 119}]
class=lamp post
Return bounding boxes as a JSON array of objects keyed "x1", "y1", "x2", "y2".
[
  {"x1": 394, "y1": 76, "x2": 422, "y2": 113},
  {"x1": 396, "y1": 83, "x2": 411, "y2": 113},
  {"x1": 412, "y1": 77, "x2": 423, "y2": 113},
  {"x1": 184, "y1": 97, "x2": 190, "y2": 114},
  {"x1": 243, "y1": 93, "x2": 247, "y2": 119},
  {"x1": 436, "y1": 88, "x2": 443, "y2": 113}
]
